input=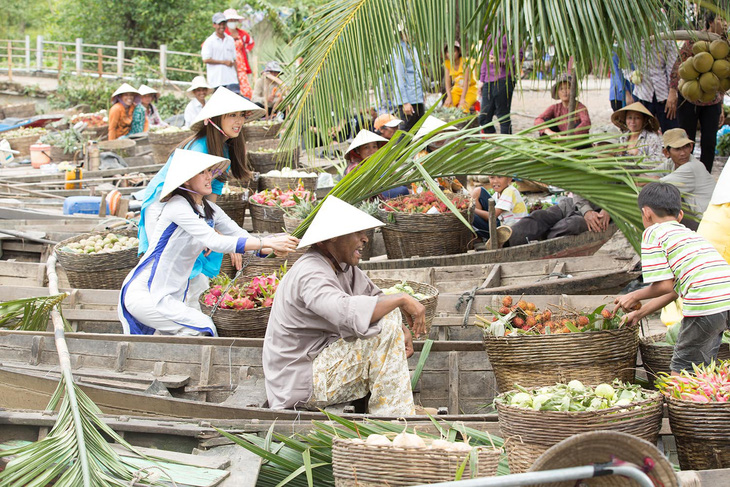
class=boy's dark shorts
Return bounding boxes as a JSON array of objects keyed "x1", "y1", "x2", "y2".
[{"x1": 671, "y1": 310, "x2": 730, "y2": 373}]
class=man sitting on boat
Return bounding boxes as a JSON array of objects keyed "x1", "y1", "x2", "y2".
[{"x1": 263, "y1": 196, "x2": 426, "y2": 415}]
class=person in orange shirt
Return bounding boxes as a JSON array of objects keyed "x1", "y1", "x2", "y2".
[{"x1": 108, "y1": 83, "x2": 148, "y2": 140}]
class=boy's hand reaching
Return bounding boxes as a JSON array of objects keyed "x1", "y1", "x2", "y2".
[
  {"x1": 614, "y1": 293, "x2": 641, "y2": 312},
  {"x1": 621, "y1": 310, "x2": 641, "y2": 326}
]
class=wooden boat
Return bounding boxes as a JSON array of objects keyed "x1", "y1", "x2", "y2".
[{"x1": 360, "y1": 225, "x2": 618, "y2": 270}]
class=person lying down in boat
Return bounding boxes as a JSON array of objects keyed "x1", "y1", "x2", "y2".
[
  {"x1": 118, "y1": 149, "x2": 298, "y2": 336},
  {"x1": 263, "y1": 196, "x2": 428, "y2": 416}
]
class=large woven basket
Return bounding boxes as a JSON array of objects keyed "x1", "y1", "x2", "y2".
[
  {"x1": 377, "y1": 206, "x2": 474, "y2": 259},
  {"x1": 6, "y1": 130, "x2": 46, "y2": 157},
  {"x1": 242, "y1": 122, "x2": 282, "y2": 141},
  {"x1": 331, "y1": 437, "x2": 500, "y2": 487},
  {"x1": 282, "y1": 215, "x2": 303, "y2": 234},
  {"x1": 248, "y1": 199, "x2": 286, "y2": 234},
  {"x1": 54, "y1": 229, "x2": 140, "y2": 289},
  {"x1": 216, "y1": 187, "x2": 249, "y2": 226},
  {"x1": 148, "y1": 129, "x2": 192, "y2": 164},
  {"x1": 527, "y1": 431, "x2": 679, "y2": 487},
  {"x1": 247, "y1": 139, "x2": 300, "y2": 173},
  {"x1": 258, "y1": 175, "x2": 317, "y2": 193},
  {"x1": 370, "y1": 278, "x2": 439, "y2": 334},
  {"x1": 199, "y1": 297, "x2": 271, "y2": 338},
  {"x1": 495, "y1": 388, "x2": 663, "y2": 474},
  {"x1": 665, "y1": 394, "x2": 730, "y2": 470},
  {"x1": 640, "y1": 333, "x2": 730, "y2": 387},
  {"x1": 220, "y1": 246, "x2": 308, "y2": 279},
  {"x1": 483, "y1": 322, "x2": 640, "y2": 392}
]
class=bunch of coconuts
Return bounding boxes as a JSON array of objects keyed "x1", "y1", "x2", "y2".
[{"x1": 679, "y1": 39, "x2": 730, "y2": 103}]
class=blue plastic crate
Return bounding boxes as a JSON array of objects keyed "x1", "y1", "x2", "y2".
[{"x1": 63, "y1": 196, "x2": 110, "y2": 215}]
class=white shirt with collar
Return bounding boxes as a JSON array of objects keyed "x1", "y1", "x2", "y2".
[
  {"x1": 659, "y1": 155, "x2": 717, "y2": 215},
  {"x1": 201, "y1": 32, "x2": 238, "y2": 88},
  {"x1": 184, "y1": 99, "x2": 204, "y2": 128}
]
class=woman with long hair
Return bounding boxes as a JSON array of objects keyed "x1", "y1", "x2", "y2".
[{"x1": 120, "y1": 150, "x2": 298, "y2": 336}]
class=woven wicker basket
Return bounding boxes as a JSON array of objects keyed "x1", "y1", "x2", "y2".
[
  {"x1": 247, "y1": 139, "x2": 300, "y2": 173},
  {"x1": 495, "y1": 388, "x2": 663, "y2": 474},
  {"x1": 640, "y1": 333, "x2": 730, "y2": 388},
  {"x1": 216, "y1": 187, "x2": 249, "y2": 226},
  {"x1": 483, "y1": 322, "x2": 640, "y2": 392},
  {"x1": 282, "y1": 215, "x2": 303, "y2": 234},
  {"x1": 87, "y1": 125, "x2": 109, "y2": 140},
  {"x1": 54, "y1": 229, "x2": 140, "y2": 290},
  {"x1": 50, "y1": 145, "x2": 80, "y2": 162},
  {"x1": 242, "y1": 122, "x2": 282, "y2": 141},
  {"x1": 98, "y1": 138, "x2": 136, "y2": 158},
  {"x1": 665, "y1": 395, "x2": 730, "y2": 470},
  {"x1": 370, "y1": 278, "x2": 439, "y2": 333},
  {"x1": 527, "y1": 431, "x2": 679, "y2": 487},
  {"x1": 6, "y1": 130, "x2": 46, "y2": 157},
  {"x1": 248, "y1": 199, "x2": 286, "y2": 234},
  {"x1": 220, "y1": 245, "x2": 308, "y2": 279},
  {"x1": 199, "y1": 297, "x2": 271, "y2": 338},
  {"x1": 258, "y1": 175, "x2": 317, "y2": 193},
  {"x1": 148, "y1": 129, "x2": 192, "y2": 164},
  {"x1": 377, "y1": 206, "x2": 474, "y2": 259},
  {"x1": 331, "y1": 437, "x2": 500, "y2": 487}
]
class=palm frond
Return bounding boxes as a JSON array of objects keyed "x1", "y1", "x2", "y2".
[{"x1": 0, "y1": 294, "x2": 70, "y2": 331}]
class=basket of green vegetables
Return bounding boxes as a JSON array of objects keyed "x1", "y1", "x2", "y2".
[
  {"x1": 371, "y1": 279, "x2": 438, "y2": 333},
  {"x1": 495, "y1": 380, "x2": 663, "y2": 474}
]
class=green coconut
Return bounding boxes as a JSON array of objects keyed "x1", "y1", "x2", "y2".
[
  {"x1": 692, "y1": 41, "x2": 711, "y2": 55},
  {"x1": 710, "y1": 39, "x2": 730, "y2": 60},
  {"x1": 693, "y1": 52, "x2": 715, "y2": 73},
  {"x1": 699, "y1": 72, "x2": 720, "y2": 93},
  {"x1": 680, "y1": 79, "x2": 702, "y2": 102},
  {"x1": 700, "y1": 89, "x2": 717, "y2": 103},
  {"x1": 712, "y1": 59, "x2": 730, "y2": 79},
  {"x1": 679, "y1": 60, "x2": 700, "y2": 80},
  {"x1": 722, "y1": 77, "x2": 730, "y2": 92}
]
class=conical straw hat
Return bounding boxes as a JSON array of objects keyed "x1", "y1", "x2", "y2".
[
  {"x1": 414, "y1": 116, "x2": 456, "y2": 140},
  {"x1": 137, "y1": 84, "x2": 158, "y2": 96},
  {"x1": 111, "y1": 83, "x2": 140, "y2": 98},
  {"x1": 611, "y1": 101, "x2": 660, "y2": 133},
  {"x1": 189, "y1": 86, "x2": 264, "y2": 132},
  {"x1": 187, "y1": 76, "x2": 211, "y2": 92},
  {"x1": 344, "y1": 130, "x2": 388, "y2": 160},
  {"x1": 159, "y1": 149, "x2": 231, "y2": 201},
  {"x1": 297, "y1": 196, "x2": 385, "y2": 249}
]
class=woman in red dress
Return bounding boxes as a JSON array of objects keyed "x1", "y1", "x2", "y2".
[{"x1": 223, "y1": 8, "x2": 254, "y2": 100}]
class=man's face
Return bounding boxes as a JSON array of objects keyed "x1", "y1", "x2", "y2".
[
  {"x1": 329, "y1": 231, "x2": 369, "y2": 267},
  {"x1": 664, "y1": 143, "x2": 693, "y2": 166},
  {"x1": 379, "y1": 125, "x2": 396, "y2": 139},
  {"x1": 193, "y1": 88, "x2": 208, "y2": 103},
  {"x1": 214, "y1": 22, "x2": 226, "y2": 37}
]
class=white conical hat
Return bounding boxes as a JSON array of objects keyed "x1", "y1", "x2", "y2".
[
  {"x1": 137, "y1": 84, "x2": 158, "y2": 96},
  {"x1": 159, "y1": 149, "x2": 231, "y2": 201},
  {"x1": 111, "y1": 83, "x2": 140, "y2": 98},
  {"x1": 189, "y1": 86, "x2": 264, "y2": 132},
  {"x1": 414, "y1": 116, "x2": 456, "y2": 140},
  {"x1": 187, "y1": 75, "x2": 211, "y2": 92},
  {"x1": 344, "y1": 130, "x2": 388, "y2": 160},
  {"x1": 298, "y1": 196, "x2": 385, "y2": 249}
]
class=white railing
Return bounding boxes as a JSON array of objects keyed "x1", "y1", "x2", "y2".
[{"x1": 0, "y1": 36, "x2": 203, "y2": 86}]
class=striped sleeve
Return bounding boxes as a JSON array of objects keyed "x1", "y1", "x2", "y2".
[{"x1": 641, "y1": 226, "x2": 675, "y2": 283}]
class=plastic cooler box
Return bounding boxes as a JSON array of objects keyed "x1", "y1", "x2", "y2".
[{"x1": 63, "y1": 196, "x2": 110, "y2": 215}]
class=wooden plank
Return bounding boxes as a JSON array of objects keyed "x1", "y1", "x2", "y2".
[
  {"x1": 480, "y1": 264, "x2": 501, "y2": 289},
  {"x1": 448, "y1": 351, "x2": 459, "y2": 414}
]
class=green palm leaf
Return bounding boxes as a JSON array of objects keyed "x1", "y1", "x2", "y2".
[{"x1": 0, "y1": 294, "x2": 70, "y2": 332}]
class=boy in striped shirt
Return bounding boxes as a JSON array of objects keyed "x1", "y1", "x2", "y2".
[{"x1": 615, "y1": 182, "x2": 730, "y2": 373}]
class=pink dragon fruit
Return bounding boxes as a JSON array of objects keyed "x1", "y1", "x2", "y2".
[
  {"x1": 204, "y1": 293, "x2": 217, "y2": 306},
  {"x1": 209, "y1": 285, "x2": 222, "y2": 297}
]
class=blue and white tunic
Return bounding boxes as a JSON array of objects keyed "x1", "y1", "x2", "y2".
[{"x1": 119, "y1": 195, "x2": 251, "y2": 336}]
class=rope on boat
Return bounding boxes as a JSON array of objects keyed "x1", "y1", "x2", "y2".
[{"x1": 456, "y1": 285, "x2": 487, "y2": 328}]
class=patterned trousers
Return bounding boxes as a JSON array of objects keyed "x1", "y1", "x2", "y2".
[{"x1": 308, "y1": 310, "x2": 415, "y2": 416}]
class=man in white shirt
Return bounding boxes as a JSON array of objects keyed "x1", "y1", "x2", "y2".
[
  {"x1": 656, "y1": 128, "x2": 716, "y2": 228},
  {"x1": 201, "y1": 12, "x2": 239, "y2": 93}
]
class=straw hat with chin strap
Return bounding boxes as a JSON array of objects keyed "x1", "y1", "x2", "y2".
[
  {"x1": 297, "y1": 196, "x2": 384, "y2": 249},
  {"x1": 413, "y1": 116, "x2": 456, "y2": 141},
  {"x1": 159, "y1": 149, "x2": 231, "y2": 201},
  {"x1": 344, "y1": 130, "x2": 388, "y2": 161},
  {"x1": 611, "y1": 101, "x2": 660, "y2": 133},
  {"x1": 189, "y1": 86, "x2": 264, "y2": 132},
  {"x1": 187, "y1": 76, "x2": 211, "y2": 93},
  {"x1": 111, "y1": 83, "x2": 140, "y2": 99},
  {"x1": 137, "y1": 84, "x2": 159, "y2": 97}
]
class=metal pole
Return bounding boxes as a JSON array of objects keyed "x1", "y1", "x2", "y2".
[
  {"x1": 117, "y1": 41, "x2": 124, "y2": 77},
  {"x1": 36, "y1": 35, "x2": 43, "y2": 71},
  {"x1": 7, "y1": 41, "x2": 12, "y2": 82},
  {"x1": 411, "y1": 465, "x2": 657, "y2": 487},
  {"x1": 75, "y1": 37, "x2": 82, "y2": 74},
  {"x1": 25, "y1": 35, "x2": 30, "y2": 71},
  {"x1": 159, "y1": 44, "x2": 167, "y2": 85}
]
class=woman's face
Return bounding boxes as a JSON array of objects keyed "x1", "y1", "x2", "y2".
[
  {"x1": 184, "y1": 168, "x2": 214, "y2": 196},
  {"x1": 140, "y1": 94, "x2": 154, "y2": 107},
  {"x1": 220, "y1": 112, "x2": 245, "y2": 139},
  {"x1": 488, "y1": 175, "x2": 512, "y2": 194},
  {"x1": 193, "y1": 88, "x2": 208, "y2": 103},
  {"x1": 557, "y1": 82, "x2": 570, "y2": 103},
  {"x1": 625, "y1": 111, "x2": 645, "y2": 133},
  {"x1": 356, "y1": 142, "x2": 380, "y2": 160},
  {"x1": 121, "y1": 93, "x2": 135, "y2": 105},
  {"x1": 379, "y1": 126, "x2": 397, "y2": 140}
]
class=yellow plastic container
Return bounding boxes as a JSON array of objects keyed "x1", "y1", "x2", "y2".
[{"x1": 65, "y1": 167, "x2": 83, "y2": 190}]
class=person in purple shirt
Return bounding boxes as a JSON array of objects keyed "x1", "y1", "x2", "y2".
[{"x1": 479, "y1": 35, "x2": 520, "y2": 134}]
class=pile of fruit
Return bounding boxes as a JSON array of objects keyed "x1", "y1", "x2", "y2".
[
  {"x1": 498, "y1": 380, "x2": 658, "y2": 412},
  {"x1": 250, "y1": 184, "x2": 314, "y2": 208},
  {"x1": 527, "y1": 200, "x2": 553, "y2": 213},
  {"x1": 262, "y1": 166, "x2": 317, "y2": 178},
  {"x1": 61, "y1": 233, "x2": 138, "y2": 254},
  {"x1": 476, "y1": 295, "x2": 632, "y2": 337},
  {"x1": 381, "y1": 281, "x2": 429, "y2": 300},
  {"x1": 248, "y1": 120, "x2": 279, "y2": 126},
  {"x1": 203, "y1": 272, "x2": 279, "y2": 310},
  {"x1": 655, "y1": 360, "x2": 730, "y2": 403},
  {"x1": 3, "y1": 127, "x2": 47, "y2": 139},
  {"x1": 149, "y1": 126, "x2": 189, "y2": 134},
  {"x1": 351, "y1": 432, "x2": 474, "y2": 452},
  {"x1": 69, "y1": 110, "x2": 108, "y2": 127},
  {"x1": 381, "y1": 191, "x2": 471, "y2": 214},
  {"x1": 678, "y1": 39, "x2": 730, "y2": 103}
]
